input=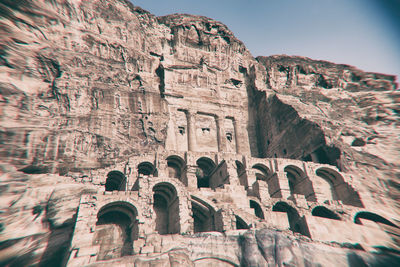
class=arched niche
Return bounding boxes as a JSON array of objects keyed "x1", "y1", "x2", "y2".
[
  {"x1": 250, "y1": 200, "x2": 264, "y2": 219},
  {"x1": 105, "y1": 171, "x2": 126, "y2": 191},
  {"x1": 93, "y1": 202, "x2": 138, "y2": 260},
  {"x1": 252, "y1": 163, "x2": 270, "y2": 181},
  {"x1": 196, "y1": 157, "x2": 216, "y2": 188},
  {"x1": 354, "y1": 211, "x2": 398, "y2": 228},
  {"x1": 138, "y1": 161, "x2": 156, "y2": 177},
  {"x1": 272, "y1": 201, "x2": 310, "y2": 237},
  {"x1": 191, "y1": 197, "x2": 222, "y2": 233},
  {"x1": 284, "y1": 165, "x2": 315, "y2": 201},
  {"x1": 311, "y1": 206, "x2": 341, "y2": 220},
  {"x1": 153, "y1": 182, "x2": 180, "y2": 235},
  {"x1": 235, "y1": 215, "x2": 249, "y2": 230},
  {"x1": 166, "y1": 155, "x2": 186, "y2": 185},
  {"x1": 236, "y1": 160, "x2": 248, "y2": 188},
  {"x1": 316, "y1": 167, "x2": 363, "y2": 207},
  {"x1": 252, "y1": 163, "x2": 281, "y2": 199}
]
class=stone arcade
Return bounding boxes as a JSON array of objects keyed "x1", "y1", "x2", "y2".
[
  {"x1": 1, "y1": 0, "x2": 399, "y2": 266},
  {"x1": 67, "y1": 152, "x2": 397, "y2": 266}
]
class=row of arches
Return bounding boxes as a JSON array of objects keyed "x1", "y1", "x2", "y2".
[
  {"x1": 196, "y1": 158, "x2": 363, "y2": 207},
  {"x1": 94, "y1": 184, "x2": 228, "y2": 261},
  {"x1": 251, "y1": 163, "x2": 362, "y2": 207},
  {"x1": 103, "y1": 156, "x2": 217, "y2": 191},
  {"x1": 270, "y1": 201, "x2": 398, "y2": 237},
  {"x1": 103, "y1": 156, "x2": 362, "y2": 207},
  {"x1": 93, "y1": 189, "x2": 398, "y2": 261}
]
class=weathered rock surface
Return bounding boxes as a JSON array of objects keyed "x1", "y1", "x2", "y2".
[
  {"x1": 0, "y1": 0, "x2": 399, "y2": 266},
  {"x1": 253, "y1": 55, "x2": 400, "y2": 207}
]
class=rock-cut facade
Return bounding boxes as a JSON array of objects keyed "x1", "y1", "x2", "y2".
[{"x1": 0, "y1": 0, "x2": 399, "y2": 266}]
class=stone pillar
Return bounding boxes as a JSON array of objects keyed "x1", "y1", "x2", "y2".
[
  {"x1": 253, "y1": 180, "x2": 270, "y2": 204},
  {"x1": 275, "y1": 171, "x2": 292, "y2": 199},
  {"x1": 186, "y1": 165, "x2": 198, "y2": 190},
  {"x1": 226, "y1": 160, "x2": 240, "y2": 186},
  {"x1": 185, "y1": 111, "x2": 197, "y2": 152},
  {"x1": 215, "y1": 115, "x2": 225, "y2": 152},
  {"x1": 233, "y1": 118, "x2": 241, "y2": 154}
]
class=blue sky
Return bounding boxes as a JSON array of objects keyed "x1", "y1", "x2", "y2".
[{"x1": 129, "y1": 0, "x2": 400, "y2": 80}]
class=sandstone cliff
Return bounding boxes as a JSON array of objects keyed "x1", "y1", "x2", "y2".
[{"x1": 0, "y1": 0, "x2": 399, "y2": 266}]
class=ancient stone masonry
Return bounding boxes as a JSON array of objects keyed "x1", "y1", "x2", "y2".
[{"x1": 1, "y1": 0, "x2": 400, "y2": 266}]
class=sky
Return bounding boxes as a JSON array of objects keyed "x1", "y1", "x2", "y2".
[{"x1": 129, "y1": 0, "x2": 400, "y2": 80}]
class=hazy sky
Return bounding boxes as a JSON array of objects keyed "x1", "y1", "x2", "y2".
[{"x1": 129, "y1": 0, "x2": 400, "y2": 79}]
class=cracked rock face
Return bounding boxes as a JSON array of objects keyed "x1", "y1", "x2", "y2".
[{"x1": 0, "y1": 0, "x2": 399, "y2": 266}]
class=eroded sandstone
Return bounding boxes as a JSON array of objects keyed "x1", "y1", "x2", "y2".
[{"x1": 0, "y1": 0, "x2": 399, "y2": 266}]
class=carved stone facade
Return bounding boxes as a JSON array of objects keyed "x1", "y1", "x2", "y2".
[
  {"x1": 66, "y1": 151, "x2": 399, "y2": 266},
  {"x1": 1, "y1": 1, "x2": 399, "y2": 266}
]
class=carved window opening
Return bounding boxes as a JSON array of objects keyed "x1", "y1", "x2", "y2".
[
  {"x1": 250, "y1": 200, "x2": 264, "y2": 219},
  {"x1": 153, "y1": 183, "x2": 180, "y2": 235},
  {"x1": 226, "y1": 132, "x2": 232, "y2": 142},
  {"x1": 201, "y1": 127, "x2": 210, "y2": 134},
  {"x1": 311, "y1": 206, "x2": 341, "y2": 220},
  {"x1": 178, "y1": 126, "x2": 185, "y2": 135},
  {"x1": 105, "y1": 171, "x2": 126, "y2": 191},
  {"x1": 94, "y1": 202, "x2": 138, "y2": 260},
  {"x1": 273, "y1": 202, "x2": 310, "y2": 237}
]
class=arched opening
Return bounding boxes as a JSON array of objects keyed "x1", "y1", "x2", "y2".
[
  {"x1": 153, "y1": 183, "x2": 180, "y2": 235},
  {"x1": 354, "y1": 212, "x2": 398, "y2": 228},
  {"x1": 138, "y1": 162, "x2": 156, "y2": 176},
  {"x1": 93, "y1": 202, "x2": 138, "y2": 261},
  {"x1": 272, "y1": 201, "x2": 310, "y2": 237},
  {"x1": 284, "y1": 165, "x2": 304, "y2": 194},
  {"x1": 196, "y1": 157, "x2": 216, "y2": 188},
  {"x1": 105, "y1": 171, "x2": 126, "y2": 191},
  {"x1": 191, "y1": 197, "x2": 222, "y2": 233},
  {"x1": 252, "y1": 163, "x2": 270, "y2": 181},
  {"x1": 250, "y1": 200, "x2": 264, "y2": 219},
  {"x1": 236, "y1": 160, "x2": 248, "y2": 188},
  {"x1": 166, "y1": 155, "x2": 186, "y2": 185},
  {"x1": 315, "y1": 168, "x2": 340, "y2": 201},
  {"x1": 311, "y1": 206, "x2": 341, "y2": 220},
  {"x1": 235, "y1": 215, "x2": 249, "y2": 230},
  {"x1": 316, "y1": 167, "x2": 363, "y2": 207},
  {"x1": 284, "y1": 165, "x2": 315, "y2": 201}
]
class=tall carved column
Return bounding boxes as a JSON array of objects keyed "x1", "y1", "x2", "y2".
[
  {"x1": 233, "y1": 118, "x2": 241, "y2": 154},
  {"x1": 185, "y1": 110, "x2": 197, "y2": 152},
  {"x1": 215, "y1": 115, "x2": 225, "y2": 152}
]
